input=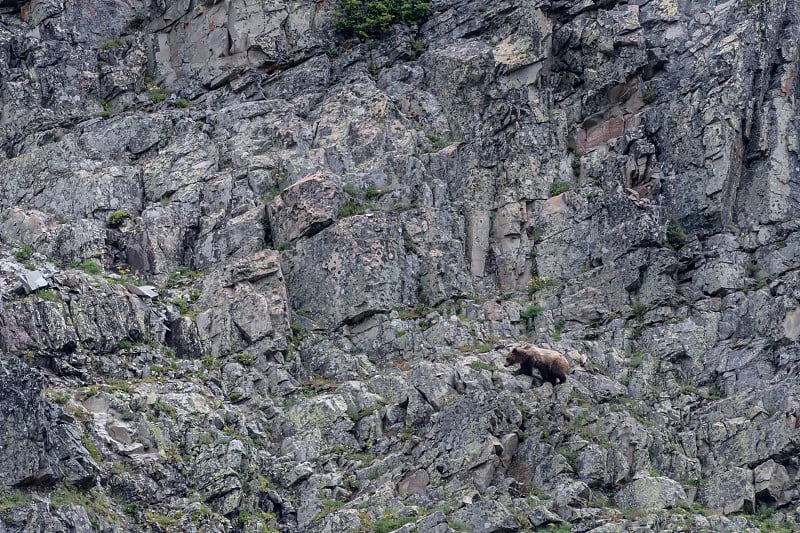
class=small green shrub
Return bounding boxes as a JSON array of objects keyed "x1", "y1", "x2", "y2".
[
  {"x1": 527, "y1": 276, "x2": 555, "y2": 295},
  {"x1": 549, "y1": 181, "x2": 572, "y2": 196},
  {"x1": 552, "y1": 318, "x2": 565, "y2": 341},
  {"x1": 520, "y1": 304, "x2": 543, "y2": 321},
  {"x1": 448, "y1": 518, "x2": 469, "y2": 532},
  {"x1": 172, "y1": 98, "x2": 190, "y2": 108},
  {"x1": 118, "y1": 338, "x2": 133, "y2": 350},
  {"x1": 0, "y1": 491, "x2": 34, "y2": 510},
  {"x1": 263, "y1": 186, "x2": 282, "y2": 203},
  {"x1": 746, "y1": 261, "x2": 758, "y2": 278},
  {"x1": 470, "y1": 361, "x2": 496, "y2": 372},
  {"x1": 169, "y1": 266, "x2": 203, "y2": 284},
  {"x1": 342, "y1": 183, "x2": 359, "y2": 196},
  {"x1": 629, "y1": 350, "x2": 644, "y2": 368},
  {"x1": 571, "y1": 156, "x2": 581, "y2": 177},
  {"x1": 99, "y1": 100, "x2": 113, "y2": 118},
  {"x1": 426, "y1": 134, "x2": 449, "y2": 151},
  {"x1": 632, "y1": 299, "x2": 646, "y2": 322},
  {"x1": 202, "y1": 354, "x2": 221, "y2": 370},
  {"x1": 235, "y1": 353, "x2": 255, "y2": 366},
  {"x1": 643, "y1": 86, "x2": 657, "y2": 104},
  {"x1": 335, "y1": 0, "x2": 430, "y2": 38},
  {"x1": 14, "y1": 244, "x2": 33, "y2": 262},
  {"x1": 82, "y1": 434, "x2": 102, "y2": 462},
  {"x1": 74, "y1": 259, "x2": 102, "y2": 275},
  {"x1": 152, "y1": 400, "x2": 176, "y2": 418},
  {"x1": 665, "y1": 220, "x2": 687, "y2": 249},
  {"x1": 100, "y1": 38, "x2": 123, "y2": 50},
  {"x1": 145, "y1": 511, "x2": 182, "y2": 528},
  {"x1": 364, "y1": 185, "x2": 380, "y2": 200},
  {"x1": 558, "y1": 447, "x2": 579, "y2": 471},
  {"x1": 371, "y1": 515, "x2": 417, "y2": 533},
  {"x1": 148, "y1": 89, "x2": 168, "y2": 103},
  {"x1": 171, "y1": 297, "x2": 190, "y2": 315},
  {"x1": 411, "y1": 37, "x2": 426, "y2": 56},
  {"x1": 35, "y1": 289, "x2": 59, "y2": 302},
  {"x1": 338, "y1": 200, "x2": 366, "y2": 218},
  {"x1": 125, "y1": 14, "x2": 146, "y2": 32},
  {"x1": 107, "y1": 210, "x2": 129, "y2": 227}
]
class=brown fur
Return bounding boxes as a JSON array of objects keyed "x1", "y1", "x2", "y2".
[{"x1": 505, "y1": 344, "x2": 569, "y2": 385}]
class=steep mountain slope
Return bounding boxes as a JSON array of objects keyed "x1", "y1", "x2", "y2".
[{"x1": 1, "y1": 0, "x2": 799, "y2": 531}]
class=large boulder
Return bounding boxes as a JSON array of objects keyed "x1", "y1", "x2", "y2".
[{"x1": 0, "y1": 356, "x2": 97, "y2": 490}]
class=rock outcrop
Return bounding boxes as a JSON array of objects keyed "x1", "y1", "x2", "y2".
[{"x1": 1, "y1": 0, "x2": 800, "y2": 531}]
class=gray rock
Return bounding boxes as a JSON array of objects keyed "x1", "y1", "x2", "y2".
[
  {"x1": 754, "y1": 459, "x2": 792, "y2": 507},
  {"x1": 283, "y1": 212, "x2": 410, "y2": 327},
  {"x1": 0, "y1": 356, "x2": 96, "y2": 490},
  {"x1": 614, "y1": 475, "x2": 686, "y2": 512},
  {"x1": 267, "y1": 170, "x2": 343, "y2": 244},
  {"x1": 18, "y1": 270, "x2": 48, "y2": 294},
  {"x1": 699, "y1": 467, "x2": 755, "y2": 514},
  {"x1": 451, "y1": 499, "x2": 521, "y2": 533}
]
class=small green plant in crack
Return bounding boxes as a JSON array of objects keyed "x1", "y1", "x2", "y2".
[
  {"x1": 411, "y1": 37, "x2": 426, "y2": 57},
  {"x1": 552, "y1": 318, "x2": 566, "y2": 341},
  {"x1": 632, "y1": 298, "x2": 646, "y2": 322},
  {"x1": 470, "y1": 361, "x2": 496, "y2": 372},
  {"x1": 643, "y1": 85, "x2": 657, "y2": 104},
  {"x1": 100, "y1": 38, "x2": 123, "y2": 50},
  {"x1": 364, "y1": 185, "x2": 381, "y2": 200},
  {"x1": 338, "y1": 200, "x2": 367, "y2": 218},
  {"x1": 425, "y1": 133, "x2": 449, "y2": 152},
  {"x1": 558, "y1": 447, "x2": 579, "y2": 472},
  {"x1": 124, "y1": 502, "x2": 139, "y2": 516},
  {"x1": 629, "y1": 350, "x2": 644, "y2": 369},
  {"x1": 520, "y1": 304, "x2": 543, "y2": 327},
  {"x1": 0, "y1": 491, "x2": 34, "y2": 511},
  {"x1": 148, "y1": 88, "x2": 169, "y2": 103},
  {"x1": 118, "y1": 338, "x2": 133, "y2": 350},
  {"x1": 99, "y1": 100, "x2": 113, "y2": 119},
  {"x1": 262, "y1": 186, "x2": 282, "y2": 203},
  {"x1": 370, "y1": 515, "x2": 417, "y2": 533},
  {"x1": 235, "y1": 352, "x2": 255, "y2": 366},
  {"x1": 571, "y1": 156, "x2": 581, "y2": 178},
  {"x1": 107, "y1": 210, "x2": 129, "y2": 227},
  {"x1": 13, "y1": 244, "x2": 33, "y2": 262},
  {"x1": 81, "y1": 434, "x2": 102, "y2": 462},
  {"x1": 746, "y1": 260, "x2": 758, "y2": 278},
  {"x1": 172, "y1": 98, "x2": 190, "y2": 108},
  {"x1": 171, "y1": 297, "x2": 190, "y2": 315},
  {"x1": 527, "y1": 276, "x2": 555, "y2": 295},
  {"x1": 33, "y1": 289, "x2": 59, "y2": 302},
  {"x1": 549, "y1": 181, "x2": 572, "y2": 196},
  {"x1": 665, "y1": 219, "x2": 687, "y2": 249},
  {"x1": 702, "y1": 384, "x2": 724, "y2": 400},
  {"x1": 152, "y1": 400, "x2": 176, "y2": 418},
  {"x1": 342, "y1": 183, "x2": 359, "y2": 196},
  {"x1": 73, "y1": 259, "x2": 102, "y2": 275}
]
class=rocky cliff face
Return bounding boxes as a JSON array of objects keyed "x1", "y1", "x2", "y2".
[{"x1": 1, "y1": 0, "x2": 800, "y2": 531}]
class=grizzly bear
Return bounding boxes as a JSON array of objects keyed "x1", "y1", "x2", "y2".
[{"x1": 505, "y1": 344, "x2": 569, "y2": 385}]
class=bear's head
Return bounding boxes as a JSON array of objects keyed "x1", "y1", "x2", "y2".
[{"x1": 505, "y1": 347, "x2": 526, "y2": 366}]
